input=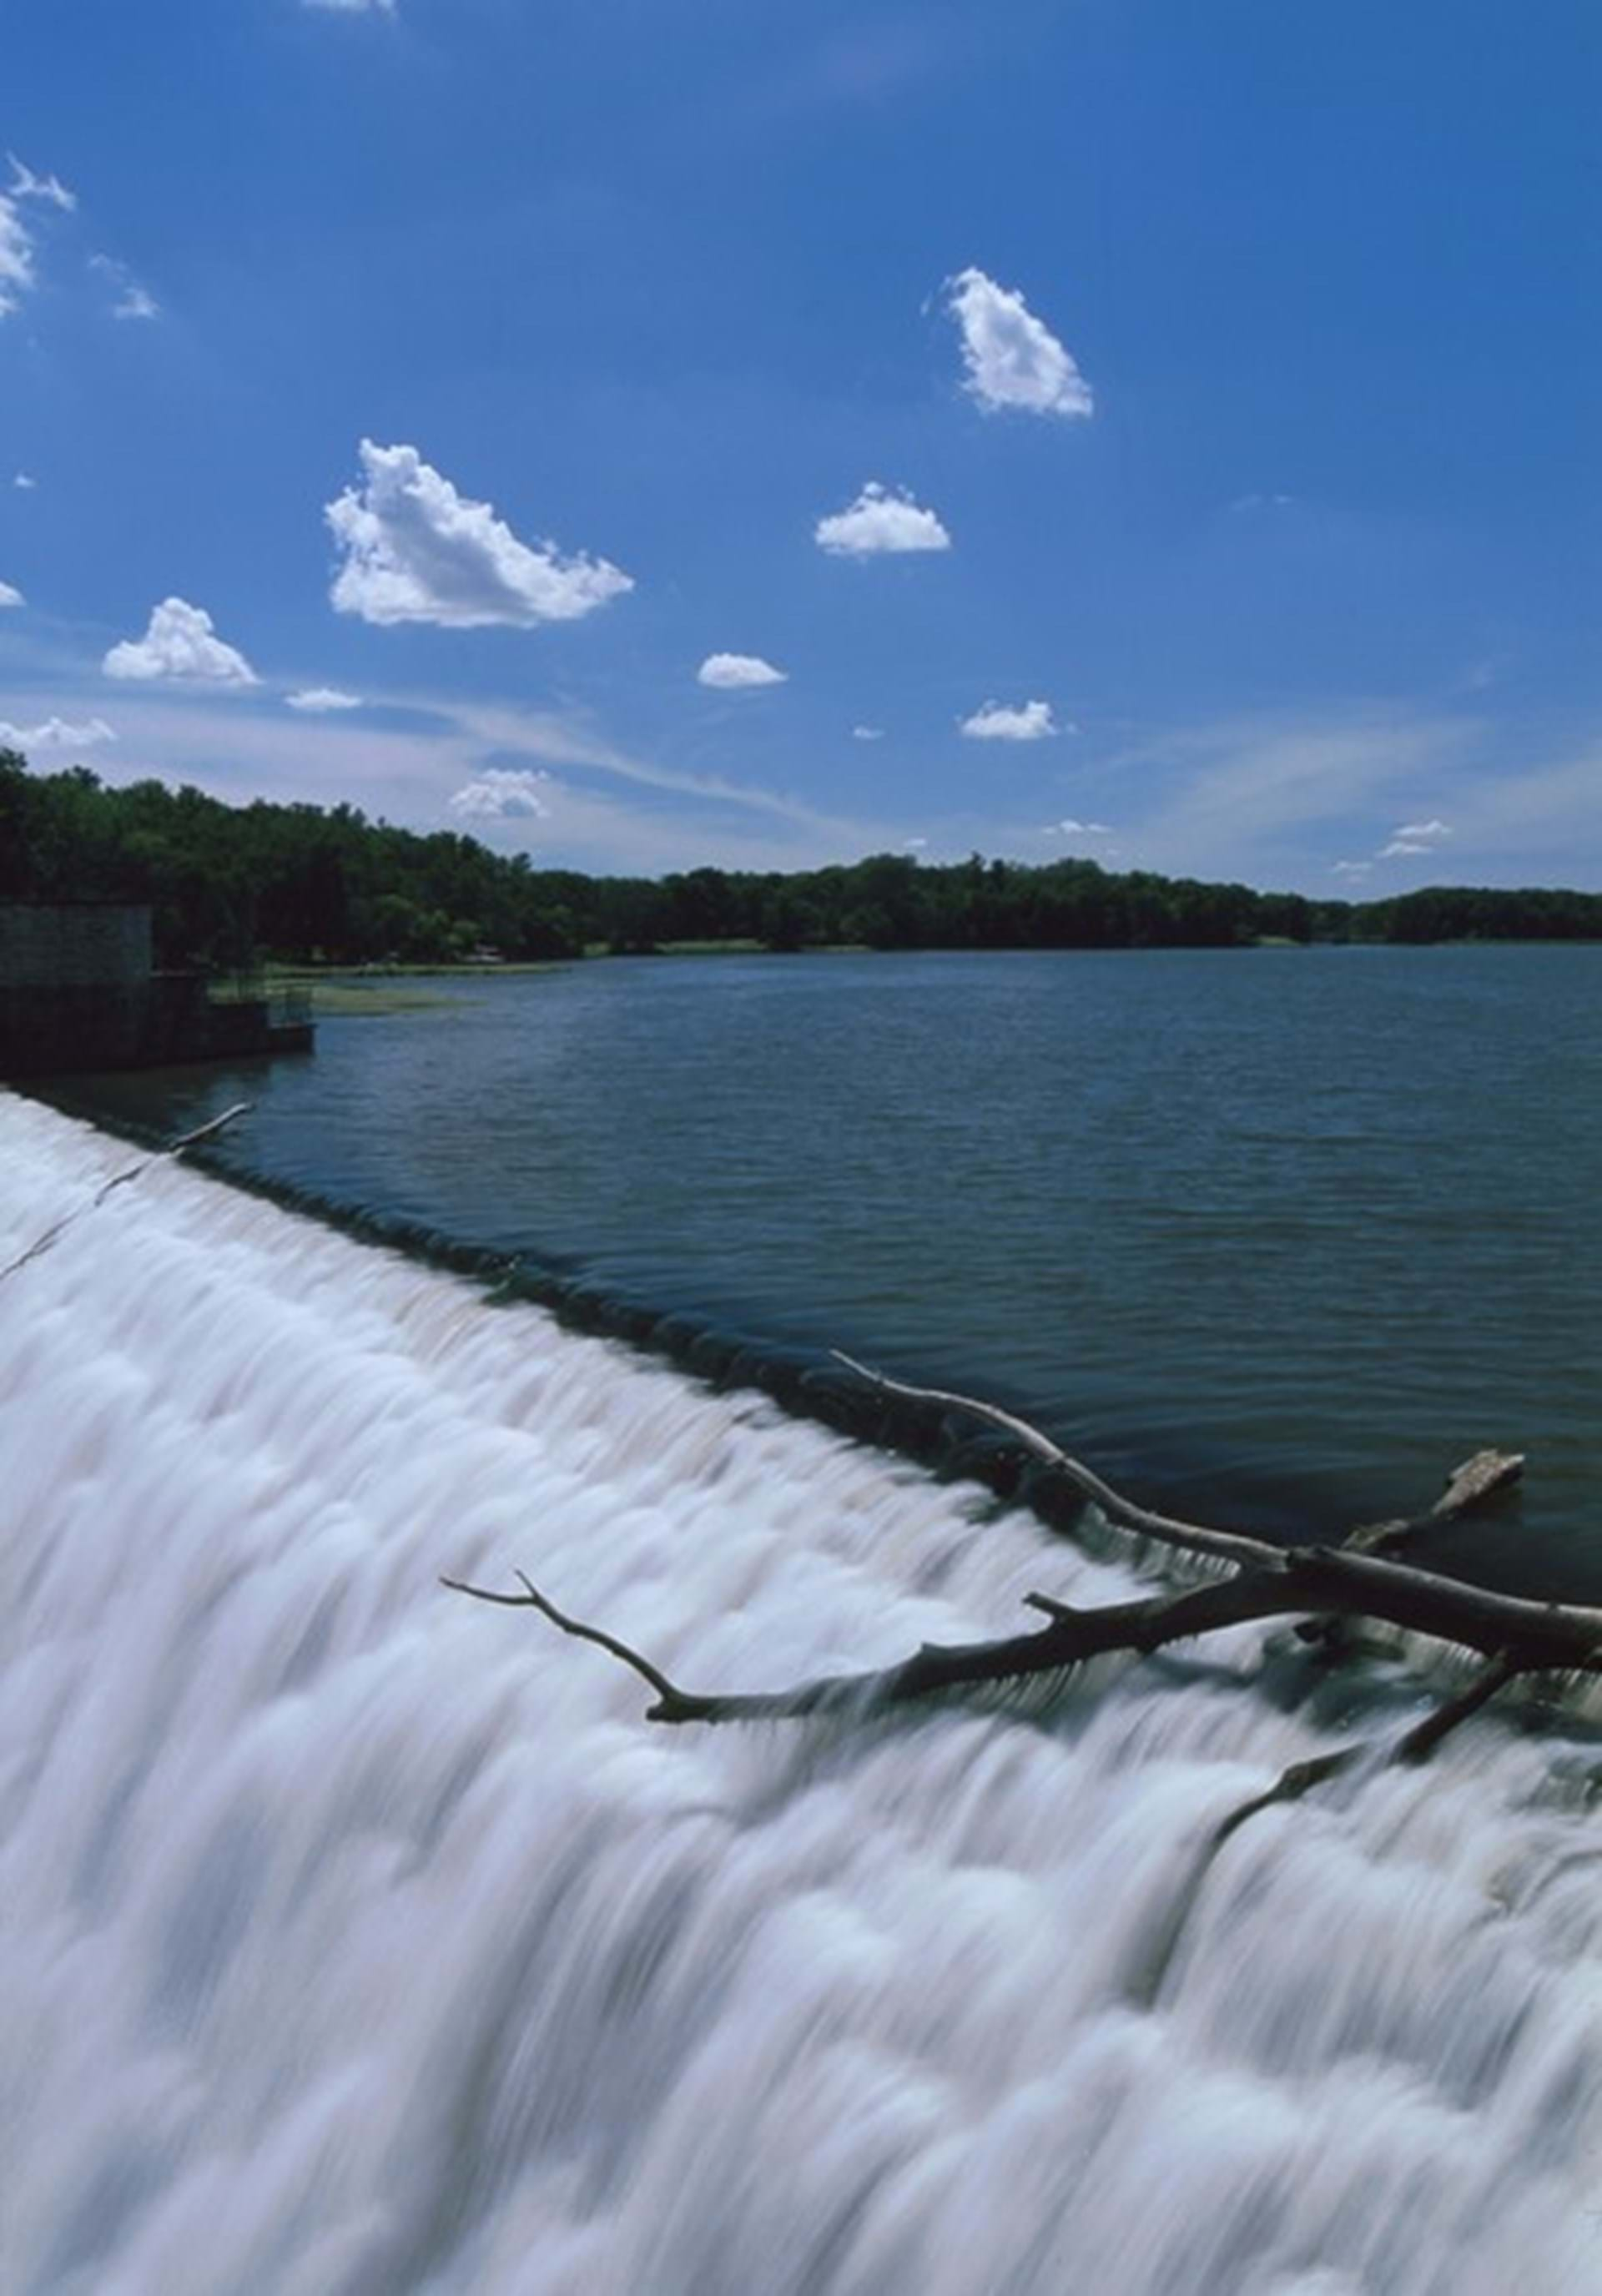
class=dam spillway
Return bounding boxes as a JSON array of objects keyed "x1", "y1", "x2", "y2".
[{"x1": 3, "y1": 1093, "x2": 1600, "y2": 2296}]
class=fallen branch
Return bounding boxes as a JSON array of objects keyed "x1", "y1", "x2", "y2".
[
  {"x1": 444, "y1": 1358, "x2": 1582, "y2": 1819},
  {"x1": 830, "y1": 1350, "x2": 1279, "y2": 1569},
  {"x1": 0, "y1": 1102, "x2": 252, "y2": 1282}
]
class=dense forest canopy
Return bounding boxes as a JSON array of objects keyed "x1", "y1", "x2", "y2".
[{"x1": 3, "y1": 748, "x2": 1598, "y2": 966}]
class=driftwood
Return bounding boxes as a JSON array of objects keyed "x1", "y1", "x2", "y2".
[
  {"x1": 0, "y1": 1102, "x2": 252, "y2": 1283},
  {"x1": 446, "y1": 1357, "x2": 1595, "y2": 1793}
]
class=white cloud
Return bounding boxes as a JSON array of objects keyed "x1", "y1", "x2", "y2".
[
  {"x1": 303, "y1": 0, "x2": 396, "y2": 12},
  {"x1": 1045, "y1": 818, "x2": 1111, "y2": 836},
  {"x1": 285, "y1": 686, "x2": 363, "y2": 712},
  {"x1": 327, "y1": 440, "x2": 632, "y2": 631},
  {"x1": 1332, "y1": 860, "x2": 1373, "y2": 878},
  {"x1": 945, "y1": 267, "x2": 1092, "y2": 419},
  {"x1": 7, "y1": 155, "x2": 76, "y2": 213},
  {"x1": 1378, "y1": 839, "x2": 1433, "y2": 860},
  {"x1": 14, "y1": 471, "x2": 37, "y2": 490},
  {"x1": 0, "y1": 715, "x2": 116, "y2": 750},
  {"x1": 103, "y1": 597, "x2": 259, "y2": 687},
  {"x1": 852, "y1": 724, "x2": 885, "y2": 742},
  {"x1": 960, "y1": 697, "x2": 1059, "y2": 742},
  {"x1": 698, "y1": 652, "x2": 788, "y2": 690},
  {"x1": 0, "y1": 199, "x2": 36, "y2": 318},
  {"x1": 814, "y1": 481, "x2": 951, "y2": 558},
  {"x1": 902, "y1": 836, "x2": 928, "y2": 851},
  {"x1": 449, "y1": 768, "x2": 552, "y2": 821},
  {"x1": 1392, "y1": 817, "x2": 1451, "y2": 841},
  {"x1": 90, "y1": 255, "x2": 159, "y2": 321},
  {"x1": 0, "y1": 581, "x2": 24, "y2": 607}
]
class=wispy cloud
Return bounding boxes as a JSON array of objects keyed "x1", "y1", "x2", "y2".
[
  {"x1": 1044, "y1": 818, "x2": 1111, "y2": 836},
  {"x1": 7, "y1": 155, "x2": 76, "y2": 213},
  {"x1": 41, "y1": 681, "x2": 903, "y2": 876},
  {"x1": 960, "y1": 697, "x2": 1059, "y2": 742},
  {"x1": 0, "y1": 199, "x2": 36, "y2": 318},
  {"x1": 852, "y1": 725, "x2": 885, "y2": 742},
  {"x1": 1103, "y1": 710, "x2": 1479, "y2": 885},
  {"x1": 89, "y1": 254, "x2": 159, "y2": 320},
  {"x1": 815, "y1": 481, "x2": 951, "y2": 558},
  {"x1": 0, "y1": 582, "x2": 25, "y2": 607},
  {"x1": 303, "y1": 0, "x2": 396, "y2": 13},
  {"x1": 327, "y1": 441, "x2": 633, "y2": 630},
  {"x1": 103, "y1": 597, "x2": 258, "y2": 687},
  {"x1": 1366, "y1": 816, "x2": 1453, "y2": 864},
  {"x1": 698, "y1": 652, "x2": 788, "y2": 690},
  {"x1": 945, "y1": 267, "x2": 1092, "y2": 419},
  {"x1": 13, "y1": 471, "x2": 37, "y2": 491}
]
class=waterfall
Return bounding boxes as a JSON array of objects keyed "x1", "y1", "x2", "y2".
[{"x1": 4, "y1": 1093, "x2": 1599, "y2": 2296}]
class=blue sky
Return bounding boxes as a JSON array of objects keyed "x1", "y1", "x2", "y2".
[{"x1": 1, "y1": 0, "x2": 1597, "y2": 889}]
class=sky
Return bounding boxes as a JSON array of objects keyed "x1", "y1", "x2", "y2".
[{"x1": 1, "y1": 0, "x2": 1597, "y2": 890}]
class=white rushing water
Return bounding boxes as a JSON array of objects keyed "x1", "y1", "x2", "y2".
[{"x1": 3, "y1": 1094, "x2": 1601, "y2": 2296}]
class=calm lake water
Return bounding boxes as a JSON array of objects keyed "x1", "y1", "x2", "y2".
[{"x1": 44, "y1": 944, "x2": 1600, "y2": 1592}]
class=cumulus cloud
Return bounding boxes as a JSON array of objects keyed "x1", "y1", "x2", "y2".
[
  {"x1": 8, "y1": 155, "x2": 76, "y2": 212},
  {"x1": 698, "y1": 652, "x2": 788, "y2": 689},
  {"x1": 814, "y1": 481, "x2": 951, "y2": 558},
  {"x1": 0, "y1": 199, "x2": 36, "y2": 318},
  {"x1": 285, "y1": 687, "x2": 362, "y2": 712},
  {"x1": 326, "y1": 440, "x2": 632, "y2": 631},
  {"x1": 1045, "y1": 818, "x2": 1111, "y2": 836},
  {"x1": 449, "y1": 768, "x2": 552, "y2": 821},
  {"x1": 1392, "y1": 817, "x2": 1451, "y2": 841},
  {"x1": 960, "y1": 697, "x2": 1059, "y2": 742},
  {"x1": 0, "y1": 715, "x2": 116, "y2": 750},
  {"x1": 103, "y1": 597, "x2": 259, "y2": 686},
  {"x1": 852, "y1": 724, "x2": 885, "y2": 742},
  {"x1": 945, "y1": 267, "x2": 1092, "y2": 419},
  {"x1": 0, "y1": 581, "x2": 24, "y2": 607}
]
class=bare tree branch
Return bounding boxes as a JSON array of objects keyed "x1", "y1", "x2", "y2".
[
  {"x1": 442, "y1": 1548, "x2": 1601, "y2": 1730},
  {"x1": 1, "y1": 1102, "x2": 252, "y2": 1282},
  {"x1": 441, "y1": 1568, "x2": 718, "y2": 1721},
  {"x1": 830, "y1": 1351, "x2": 1280, "y2": 1569},
  {"x1": 445, "y1": 1360, "x2": 1587, "y2": 1836}
]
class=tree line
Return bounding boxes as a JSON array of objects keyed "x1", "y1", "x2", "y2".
[{"x1": 3, "y1": 749, "x2": 1598, "y2": 967}]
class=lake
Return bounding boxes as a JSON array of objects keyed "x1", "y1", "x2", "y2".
[{"x1": 45, "y1": 942, "x2": 1600, "y2": 1594}]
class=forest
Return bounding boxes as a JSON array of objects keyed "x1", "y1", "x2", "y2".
[{"x1": 3, "y1": 748, "x2": 1599, "y2": 967}]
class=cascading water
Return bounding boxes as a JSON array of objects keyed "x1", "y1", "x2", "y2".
[{"x1": 4, "y1": 1091, "x2": 1600, "y2": 2296}]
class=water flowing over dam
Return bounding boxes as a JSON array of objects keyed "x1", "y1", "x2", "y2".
[{"x1": 4, "y1": 1094, "x2": 1601, "y2": 2296}]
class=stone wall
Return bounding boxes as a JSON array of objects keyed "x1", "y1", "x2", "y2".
[{"x1": 0, "y1": 903, "x2": 152, "y2": 989}]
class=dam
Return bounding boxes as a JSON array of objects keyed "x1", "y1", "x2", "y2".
[{"x1": 3, "y1": 1091, "x2": 1600, "y2": 2295}]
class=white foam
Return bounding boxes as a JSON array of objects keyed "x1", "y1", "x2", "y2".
[{"x1": 3, "y1": 1094, "x2": 1599, "y2": 2296}]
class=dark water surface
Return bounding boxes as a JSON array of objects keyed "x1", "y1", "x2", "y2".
[{"x1": 44, "y1": 945, "x2": 1599, "y2": 1590}]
